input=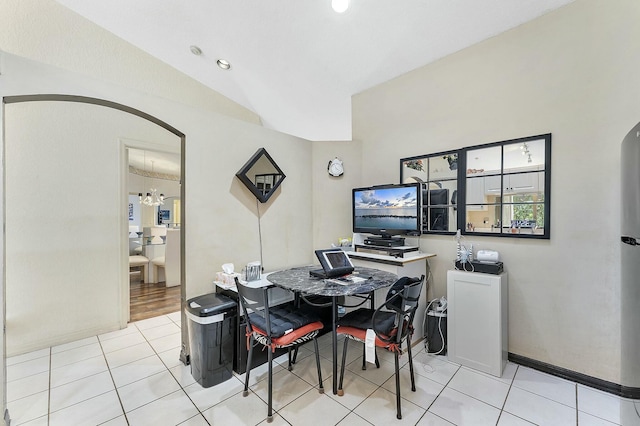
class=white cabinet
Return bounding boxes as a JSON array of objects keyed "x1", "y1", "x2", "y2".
[
  {"x1": 465, "y1": 176, "x2": 487, "y2": 210},
  {"x1": 447, "y1": 270, "x2": 508, "y2": 377},
  {"x1": 506, "y1": 173, "x2": 537, "y2": 193},
  {"x1": 484, "y1": 175, "x2": 502, "y2": 195},
  {"x1": 484, "y1": 173, "x2": 540, "y2": 195}
]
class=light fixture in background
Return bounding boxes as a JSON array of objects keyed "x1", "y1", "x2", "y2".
[
  {"x1": 332, "y1": 0, "x2": 350, "y2": 13},
  {"x1": 217, "y1": 59, "x2": 231, "y2": 70},
  {"x1": 190, "y1": 45, "x2": 202, "y2": 56},
  {"x1": 139, "y1": 188, "x2": 165, "y2": 207},
  {"x1": 520, "y1": 142, "x2": 532, "y2": 163},
  {"x1": 138, "y1": 154, "x2": 165, "y2": 206}
]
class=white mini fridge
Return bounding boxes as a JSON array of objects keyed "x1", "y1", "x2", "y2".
[{"x1": 447, "y1": 270, "x2": 508, "y2": 377}]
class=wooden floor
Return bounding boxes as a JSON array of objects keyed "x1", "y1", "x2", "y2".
[{"x1": 129, "y1": 272, "x2": 181, "y2": 322}]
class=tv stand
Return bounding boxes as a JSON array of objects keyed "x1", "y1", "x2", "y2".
[
  {"x1": 354, "y1": 244, "x2": 418, "y2": 258},
  {"x1": 363, "y1": 236, "x2": 405, "y2": 247}
]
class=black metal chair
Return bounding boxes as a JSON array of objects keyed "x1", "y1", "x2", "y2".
[
  {"x1": 235, "y1": 277, "x2": 325, "y2": 423},
  {"x1": 337, "y1": 275, "x2": 425, "y2": 420}
]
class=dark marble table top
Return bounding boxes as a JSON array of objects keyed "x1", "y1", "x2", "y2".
[{"x1": 267, "y1": 265, "x2": 398, "y2": 297}]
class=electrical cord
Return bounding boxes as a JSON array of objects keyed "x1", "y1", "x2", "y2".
[
  {"x1": 459, "y1": 261, "x2": 475, "y2": 272},
  {"x1": 454, "y1": 258, "x2": 475, "y2": 272},
  {"x1": 423, "y1": 298, "x2": 447, "y2": 356},
  {"x1": 425, "y1": 258, "x2": 433, "y2": 290},
  {"x1": 453, "y1": 230, "x2": 475, "y2": 272},
  {"x1": 256, "y1": 198, "x2": 264, "y2": 272}
]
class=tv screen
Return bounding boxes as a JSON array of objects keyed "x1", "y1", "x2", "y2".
[{"x1": 352, "y1": 183, "x2": 421, "y2": 237}]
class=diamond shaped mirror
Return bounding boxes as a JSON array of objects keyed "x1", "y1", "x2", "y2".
[{"x1": 236, "y1": 148, "x2": 286, "y2": 203}]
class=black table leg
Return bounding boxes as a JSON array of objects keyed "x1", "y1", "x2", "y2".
[{"x1": 332, "y1": 296, "x2": 341, "y2": 395}]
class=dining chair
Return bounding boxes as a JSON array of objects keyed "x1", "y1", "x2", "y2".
[
  {"x1": 128, "y1": 255, "x2": 149, "y2": 283},
  {"x1": 234, "y1": 277, "x2": 325, "y2": 423},
  {"x1": 336, "y1": 275, "x2": 425, "y2": 420}
]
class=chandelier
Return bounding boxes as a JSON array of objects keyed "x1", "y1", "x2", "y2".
[
  {"x1": 139, "y1": 188, "x2": 164, "y2": 207},
  {"x1": 138, "y1": 156, "x2": 165, "y2": 206}
]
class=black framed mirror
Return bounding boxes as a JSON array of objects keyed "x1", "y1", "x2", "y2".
[
  {"x1": 462, "y1": 134, "x2": 551, "y2": 238},
  {"x1": 236, "y1": 148, "x2": 286, "y2": 203},
  {"x1": 400, "y1": 133, "x2": 551, "y2": 239},
  {"x1": 400, "y1": 150, "x2": 459, "y2": 234}
]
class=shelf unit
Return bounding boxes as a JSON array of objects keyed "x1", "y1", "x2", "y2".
[{"x1": 353, "y1": 244, "x2": 419, "y2": 258}]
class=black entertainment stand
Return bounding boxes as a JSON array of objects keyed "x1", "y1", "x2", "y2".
[{"x1": 353, "y1": 244, "x2": 419, "y2": 258}]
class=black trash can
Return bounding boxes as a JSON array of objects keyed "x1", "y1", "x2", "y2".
[
  {"x1": 186, "y1": 293, "x2": 237, "y2": 388},
  {"x1": 425, "y1": 308, "x2": 447, "y2": 355}
]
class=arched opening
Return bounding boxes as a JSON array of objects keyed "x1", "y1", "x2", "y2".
[{"x1": 1, "y1": 95, "x2": 189, "y2": 418}]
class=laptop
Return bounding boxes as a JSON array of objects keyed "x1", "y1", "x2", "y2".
[{"x1": 309, "y1": 249, "x2": 355, "y2": 278}]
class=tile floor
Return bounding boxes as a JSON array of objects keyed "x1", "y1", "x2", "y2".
[{"x1": 6, "y1": 311, "x2": 640, "y2": 426}]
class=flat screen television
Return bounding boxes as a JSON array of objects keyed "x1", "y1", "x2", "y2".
[{"x1": 352, "y1": 183, "x2": 421, "y2": 238}]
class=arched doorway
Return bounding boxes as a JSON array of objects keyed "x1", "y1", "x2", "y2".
[{"x1": 1, "y1": 95, "x2": 190, "y2": 417}]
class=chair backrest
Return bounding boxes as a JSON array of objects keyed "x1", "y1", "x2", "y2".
[
  {"x1": 374, "y1": 275, "x2": 425, "y2": 344},
  {"x1": 385, "y1": 276, "x2": 422, "y2": 312},
  {"x1": 234, "y1": 277, "x2": 272, "y2": 337}
]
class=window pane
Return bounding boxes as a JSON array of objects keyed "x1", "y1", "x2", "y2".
[
  {"x1": 401, "y1": 158, "x2": 428, "y2": 183},
  {"x1": 467, "y1": 146, "x2": 501, "y2": 176},
  {"x1": 430, "y1": 154, "x2": 457, "y2": 180},
  {"x1": 465, "y1": 203, "x2": 501, "y2": 233},
  {"x1": 423, "y1": 182, "x2": 456, "y2": 233},
  {"x1": 501, "y1": 202, "x2": 545, "y2": 235},
  {"x1": 504, "y1": 138, "x2": 546, "y2": 171},
  {"x1": 427, "y1": 206, "x2": 448, "y2": 231},
  {"x1": 466, "y1": 176, "x2": 485, "y2": 207},
  {"x1": 502, "y1": 171, "x2": 544, "y2": 194}
]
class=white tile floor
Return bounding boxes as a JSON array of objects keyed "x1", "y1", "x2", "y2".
[{"x1": 6, "y1": 311, "x2": 640, "y2": 426}]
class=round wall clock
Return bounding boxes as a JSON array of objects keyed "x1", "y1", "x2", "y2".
[{"x1": 327, "y1": 157, "x2": 344, "y2": 177}]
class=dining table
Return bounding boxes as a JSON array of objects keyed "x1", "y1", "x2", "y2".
[{"x1": 267, "y1": 265, "x2": 398, "y2": 395}]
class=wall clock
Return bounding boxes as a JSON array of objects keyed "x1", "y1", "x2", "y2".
[{"x1": 328, "y1": 157, "x2": 344, "y2": 177}]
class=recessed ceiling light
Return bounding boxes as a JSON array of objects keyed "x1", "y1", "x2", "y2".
[
  {"x1": 217, "y1": 59, "x2": 231, "y2": 70},
  {"x1": 190, "y1": 45, "x2": 202, "y2": 56}
]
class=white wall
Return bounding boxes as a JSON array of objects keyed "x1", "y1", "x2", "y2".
[
  {"x1": 5, "y1": 101, "x2": 179, "y2": 354},
  {"x1": 311, "y1": 140, "x2": 363, "y2": 249},
  {"x1": 1, "y1": 52, "x2": 315, "y2": 356},
  {"x1": 349, "y1": 0, "x2": 640, "y2": 384}
]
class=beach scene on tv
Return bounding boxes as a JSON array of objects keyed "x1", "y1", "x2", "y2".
[{"x1": 354, "y1": 187, "x2": 419, "y2": 230}]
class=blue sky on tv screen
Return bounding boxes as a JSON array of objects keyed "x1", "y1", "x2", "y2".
[{"x1": 354, "y1": 187, "x2": 417, "y2": 210}]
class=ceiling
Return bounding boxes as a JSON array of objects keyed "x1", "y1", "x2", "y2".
[
  {"x1": 55, "y1": 0, "x2": 573, "y2": 142},
  {"x1": 129, "y1": 149, "x2": 181, "y2": 177}
]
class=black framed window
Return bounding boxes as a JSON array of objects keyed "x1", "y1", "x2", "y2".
[{"x1": 400, "y1": 133, "x2": 551, "y2": 239}]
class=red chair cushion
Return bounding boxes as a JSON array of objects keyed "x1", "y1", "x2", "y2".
[
  {"x1": 337, "y1": 326, "x2": 397, "y2": 349},
  {"x1": 337, "y1": 308, "x2": 396, "y2": 336},
  {"x1": 252, "y1": 321, "x2": 324, "y2": 348}
]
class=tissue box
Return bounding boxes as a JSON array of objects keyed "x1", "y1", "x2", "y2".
[{"x1": 216, "y1": 271, "x2": 241, "y2": 286}]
